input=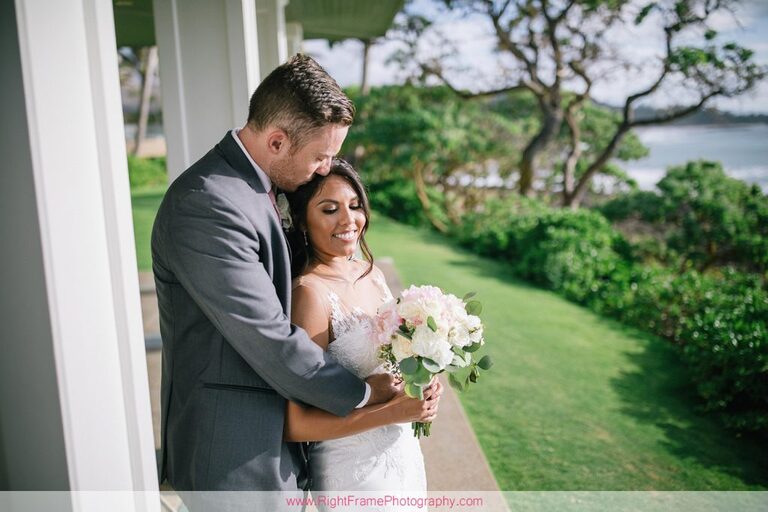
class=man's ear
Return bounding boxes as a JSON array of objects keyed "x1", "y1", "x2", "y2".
[{"x1": 266, "y1": 129, "x2": 289, "y2": 155}]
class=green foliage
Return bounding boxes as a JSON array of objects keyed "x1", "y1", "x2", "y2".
[
  {"x1": 366, "y1": 177, "x2": 449, "y2": 227},
  {"x1": 673, "y1": 269, "x2": 768, "y2": 431},
  {"x1": 456, "y1": 190, "x2": 768, "y2": 433},
  {"x1": 345, "y1": 85, "x2": 519, "y2": 230},
  {"x1": 346, "y1": 85, "x2": 512, "y2": 182},
  {"x1": 127, "y1": 155, "x2": 167, "y2": 190},
  {"x1": 601, "y1": 161, "x2": 768, "y2": 273},
  {"x1": 458, "y1": 196, "x2": 632, "y2": 304}
]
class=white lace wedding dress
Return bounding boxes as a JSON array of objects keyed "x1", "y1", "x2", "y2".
[{"x1": 293, "y1": 264, "x2": 427, "y2": 500}]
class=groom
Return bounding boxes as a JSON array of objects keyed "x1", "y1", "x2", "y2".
[{"x1": 151, "y1": 55, "x2": 398, "y2": 495}]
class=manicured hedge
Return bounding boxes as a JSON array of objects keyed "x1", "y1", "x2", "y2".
[{"x1": 455, "y1": 195, "x2": 768, "y2": 433}]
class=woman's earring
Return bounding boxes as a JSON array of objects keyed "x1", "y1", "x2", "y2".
[{"x1": 303, "y1": 231, "x2": 309, "y2": 246}]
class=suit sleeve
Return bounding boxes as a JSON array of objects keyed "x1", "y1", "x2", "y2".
[{"x1": 163, "y1": 188, "x2": 365, "y2": 416}]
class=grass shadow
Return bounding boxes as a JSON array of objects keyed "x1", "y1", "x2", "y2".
[{"x1": 607, "y1": 323, "x2": 768, "y2": 487}]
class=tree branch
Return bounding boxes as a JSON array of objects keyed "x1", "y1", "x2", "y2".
[
  {"x1": 488, "y1": 5, "x2": 545, "y2": 91},
  {"x1": 541, "y1": 0, "x2": 565, "y2": 90},
  {"x1": 621, "y1": 27, "x2": 673, "y2": 123},
  {"x1": 630, "y1": 90, "x2": 722, "y2": 127},
  {"x1": 421, "y1": 61, "x2": 532, "y2": 99}
]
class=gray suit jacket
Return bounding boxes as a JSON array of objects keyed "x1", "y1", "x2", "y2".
[{"x1": 151, "y1": 132, "x2": 365, "y2": 491}]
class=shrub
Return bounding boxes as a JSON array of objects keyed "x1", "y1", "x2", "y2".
[
  {"x1": 457, "y1": 194, "x2": 768, "y2": 432},
  {"x1": 457, "y1": 197, "x2": 631, "y2": 305},
  {"x1": 367, "y1": 178, "x2": 439, "y2": 227},
  {"x1": 127, "y1": 155, "x2": 168, "y2": 190},
  {"x1": 671, "y1": 269, "x2": 768, "y2": 431},
  {"x1": 600, "y1": 161, "x2": 768, "y2": 274}
]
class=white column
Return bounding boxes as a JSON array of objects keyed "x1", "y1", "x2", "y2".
[
  {"x1": 153, "y1": 0, "x2": 261, "y2": 181},
  {"x1": 3, "y1": 0, "x2": 157, "y2": 504},
  {"x1": 285, "y1": 22, "x2": 303, "y2": 58},
  {"x1": 256, "y1": 0, "x2": 289, "y2": 80}
]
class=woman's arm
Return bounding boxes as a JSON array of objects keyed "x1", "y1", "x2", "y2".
[
  {"x1": 285, "y1": 283, "x2": 441, "y2": 442},
  {"x1": 284, "y1": 389, "x2": 439, "y2": 442}
]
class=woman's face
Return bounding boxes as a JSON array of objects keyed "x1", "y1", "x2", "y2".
[{"x1": 305, "y1": 174, "x2": 367, "y2": 261}]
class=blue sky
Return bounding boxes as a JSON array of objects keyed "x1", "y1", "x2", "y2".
[{"x1": 305, "y1": 0, "x2": 768, "y2": 114}]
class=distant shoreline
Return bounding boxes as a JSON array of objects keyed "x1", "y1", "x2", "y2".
[
  {"x1": 626, "y1": 123, "x2": 768, "y2": 192},
  {"x1": 596, "y1": 104, "x2": 768, "y2": 126}
]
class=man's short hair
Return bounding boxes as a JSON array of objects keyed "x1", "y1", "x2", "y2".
[{"x1": 247, "y1": 54, "x2": 355, "y2": 151}]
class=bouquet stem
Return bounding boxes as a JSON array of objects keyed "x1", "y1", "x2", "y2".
[{"x1": 412, "y1": 421, "x2": 432, "y2": 438}]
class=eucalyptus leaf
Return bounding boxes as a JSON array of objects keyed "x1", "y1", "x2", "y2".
[
  {"x1": 412, "y1": 364, "x2": 433, "y2": 386},
  {"x1": 478, "y1": 355, "x2": 494, "y2": 370},
  {"x1": 427, "y1": 316, "x2": 437, "y2": 332},
  {"x1": 451, "y1": 353, "x2": 469, "y2": 368},
  {"x1": 465, "y1": 300, "x2": 483, "y2": 316},
  {"x1": 448, "y1": 373, "x2": 464, "y2": 392},
  {"x1": 462, "y1": 291, "x2": 477, "y2": 302},
  {"x1": 422, "y1": 358, "x2": 442, "y2": 373},
  {"x1": 399, "y1": 356, "x2": 419, "y2": 375},
  {"x1": 464, "y1": 341, "x2": 482, "y2": 353},
  {"x1": 405, "y1": 382, "x2": 424, "y2": 400}
]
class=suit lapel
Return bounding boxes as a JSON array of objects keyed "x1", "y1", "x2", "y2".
[
  {"x1": 215, "y1": 132, "x2": 266, "y2": 194},
  {"x1": 214, "y1": 132, "x2": 293, "y2": 311}
]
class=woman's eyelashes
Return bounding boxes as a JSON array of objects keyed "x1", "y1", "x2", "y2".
[{"x1": 321, "y1": 203, "x2": 361, "y2": 214}]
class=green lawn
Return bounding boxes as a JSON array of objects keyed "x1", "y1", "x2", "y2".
[
  {"x1": 365, "y1": 214, "x2": 768, "y2": 491},
  {"x1": 131, "y1": 196, "x2": 767, "y2": 490}
]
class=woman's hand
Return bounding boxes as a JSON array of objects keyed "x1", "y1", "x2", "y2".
[{"x1": 387, "y1": 377, "x2": 443, "y2": 424}]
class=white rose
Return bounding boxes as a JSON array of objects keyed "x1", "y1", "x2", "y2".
[
  {"x1": 465, "y1": 315, "x2": 484, "y2": 344},
  {"x1": 397, "y1": 300, "x2": 423, "y2": 323},
  {"x1": 447, "y1": 324, "x2": 471, "y2": 348},
  {"x1": 391, "y1": 334, "x2": 414, "y2": 361},
  {"x1": 445, "y1": 295, "x2": 468, "y2": 323},
  {"x1": 411, "y1": 325, "x2": 453, "y2": 370},
  {"x1": 420, "y1": 298, "x2": 445, "y2": 323}
]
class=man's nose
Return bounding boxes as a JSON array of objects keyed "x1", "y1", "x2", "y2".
[{"x1": 317, "y1": 157, "x2": 332, "y2": 176}]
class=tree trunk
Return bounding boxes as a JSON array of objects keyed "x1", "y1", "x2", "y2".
[
  {"x1": 413, "y1": 163, "x2": 448, "y2": 233},
  {"x1": 565, "y1": 123, "x2": 630, "y2": 208},
  {"x1": 518, "y1": 107, "x2": 562, "y2": 196},
  {"x1": 360, "y1": 39, "x2": 371, "y2": 96},
  {"x1": 562, "y1": 106, "x2": 582, "y2": 208},
  {"x1": 133, "y1": 46, "x2": 158, "y2": 157}
]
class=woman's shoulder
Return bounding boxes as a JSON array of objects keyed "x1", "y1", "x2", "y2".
[
  {"x1": 291, "y1": 274, "x2": 332, "y2": 315},
  {"x1": 292, "y1": 272, "x2": 326, "y2": 292}
]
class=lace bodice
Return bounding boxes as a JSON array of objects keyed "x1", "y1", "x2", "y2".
[{"x1": 325, "y1": 272, "x2": 392, "y2": 379}]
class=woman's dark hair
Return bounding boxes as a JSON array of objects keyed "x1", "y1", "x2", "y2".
[{"x1": 285, "y1": 158, "x2": 374, "y2": 280}]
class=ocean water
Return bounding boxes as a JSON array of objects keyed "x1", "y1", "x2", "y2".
[{"x1": 625, "y1": 123, "x2": 768, "y2": 192}]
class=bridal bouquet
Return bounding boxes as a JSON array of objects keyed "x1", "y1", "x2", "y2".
[{"x1": 375, "y1": 285, "x2": 493, "y2": 438}]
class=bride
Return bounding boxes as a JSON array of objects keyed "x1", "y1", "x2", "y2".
[{"x1": 283, "y1": 158, "x2": 440, "y2": 495}]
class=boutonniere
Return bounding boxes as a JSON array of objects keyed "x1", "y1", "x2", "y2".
[{"x1": 276, "y1": 192, "x2": 293, "y2": 231}]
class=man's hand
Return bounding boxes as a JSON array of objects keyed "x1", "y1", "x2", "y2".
[{"x1": 365, "y1": 373, "x2": 399, "y2": 405}]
